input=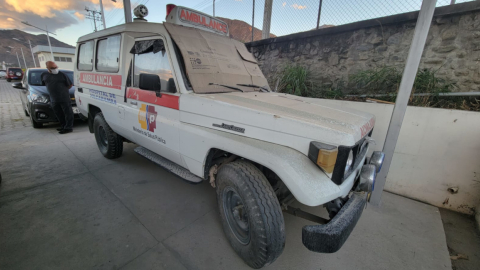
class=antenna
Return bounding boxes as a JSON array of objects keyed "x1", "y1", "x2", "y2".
[{"x1": 85, "y1": 7, "x2": 103, "y2": 32}]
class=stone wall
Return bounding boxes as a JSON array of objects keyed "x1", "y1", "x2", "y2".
[{"x1": 246, "y1": 2, "x2": 480, "y2": 93}]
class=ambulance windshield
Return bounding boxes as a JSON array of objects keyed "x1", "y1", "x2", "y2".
[{"x1": 164, "y1": 22, "x2": 270, "y2": 94}]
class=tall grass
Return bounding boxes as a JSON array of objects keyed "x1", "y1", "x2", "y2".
[
  {"x1": 275, "y1": 64, "x2": 312, "y2": 96},
  {"x1": 274, "y1": 64, "x2": 476, "y2": 110}
]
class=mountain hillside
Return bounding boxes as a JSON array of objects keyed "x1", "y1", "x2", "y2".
[
  {"x1": 0, "y1": 29, "x2": 73, "y2": 69},
  {"x1": 217, "y1": 17, "x2": 276, "y2": 43}
]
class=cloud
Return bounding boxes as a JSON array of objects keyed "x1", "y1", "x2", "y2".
[
  {"x1": 0, "y1": 0, "x2": 123, "y2": 33},
  {"x1": 282, "y1": 2, "x2": 286, "y2": 7},
  {"x1": 74, "y1": 12, "x2": 85, "y2": 20},
  {"x1": 291, "y1": 4, "x2": 307, "y2": 10}
]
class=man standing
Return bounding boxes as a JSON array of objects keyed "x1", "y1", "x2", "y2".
[{"x1": 41, "y1": 61, "x2": 74, "y2": 134}]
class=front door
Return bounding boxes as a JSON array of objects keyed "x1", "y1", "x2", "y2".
[{"x1": 126, "y1": 37, "x2": 182, "y2": 165}]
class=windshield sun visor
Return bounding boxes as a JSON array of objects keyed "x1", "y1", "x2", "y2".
[{"x1": 164, "y1": 22, "x2": 269, "y2": 93}]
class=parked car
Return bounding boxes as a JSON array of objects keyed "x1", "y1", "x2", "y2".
[
  {"x1": 12, "y1": 68, "x2": 83, "y2": 128},
  {"x1": 0, "y1": 70, "x2": 6, "y2": 79},
  {"x1": 75, "y1": 4, "x2": 384, "y2": 269},
  {"x1": 6, "y1": 67, "x2": 23, "y2": 82}
]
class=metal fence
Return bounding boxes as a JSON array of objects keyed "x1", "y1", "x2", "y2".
[{"x1": 192, "y1": 0, "x2": 475, "y2": 42}]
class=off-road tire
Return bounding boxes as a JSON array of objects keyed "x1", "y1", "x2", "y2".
[
  {"x1": 6, "y1": 78, "x2": 11, "y2": 82},
  {"x1": 216, "y1": 160, "x2": 285, "y2": 269},
  {"x1": 93, "y1": 112, "x2": 123, "y2": 159}
]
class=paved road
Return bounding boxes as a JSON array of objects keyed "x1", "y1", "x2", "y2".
[
  {"x1": 0, "y1": 80, "x2": 451, "y2": 270},
  {"x1": 0, "y1": 80, "x2": 32, "y2": 131}
]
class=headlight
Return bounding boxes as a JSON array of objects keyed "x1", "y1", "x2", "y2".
[
  {"x1": 31, "y1": 93, "x2": 49, "y2": 103},
  {"x1": 344, "y1": 150, "x2": 354, "y2": 174}
]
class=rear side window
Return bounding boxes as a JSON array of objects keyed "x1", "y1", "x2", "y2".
[
  {"x1": 96, "y1": 35, "x2": 121, "y2": 73},
  {"x1": 78, "y1": 41, "x2": 94, "y2": 71}
]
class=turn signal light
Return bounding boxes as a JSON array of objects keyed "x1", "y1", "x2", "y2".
[{"x1": 308, "y1": 142, "x2": 338, "y2": 176}]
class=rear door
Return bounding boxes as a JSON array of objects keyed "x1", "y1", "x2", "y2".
[{"x1": 126, "y1": 36, "x2": 182, "y2": 165}]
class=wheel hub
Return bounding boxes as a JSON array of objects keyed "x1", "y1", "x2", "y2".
[
  {"x1": 99, "y1": 126, "x2": 108, "y2": 146},
  {"x1": 223, "y1": 187, "x2": 250, "y2": 245}
]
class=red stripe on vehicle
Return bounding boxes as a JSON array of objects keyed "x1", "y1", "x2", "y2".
[
  {"x1": 80, "y1": 72, "x2": 122, "y2": 90},
  {"x1": 360, "y1": 117, "x2": 375, "y2": 138},
  {"x1": 127, "y1": 88, "x2": 179, "y2": 110}
]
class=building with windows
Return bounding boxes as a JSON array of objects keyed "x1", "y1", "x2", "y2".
[{"x1": 32, "y1": 45, "x2": 75, "y2": 70}]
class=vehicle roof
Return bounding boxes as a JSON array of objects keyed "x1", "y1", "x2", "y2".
[
  {"x1": 77, "y1": 21, "x2": 166, "y2": 43},
  {"x1": 7, "y1": 67, "x2": 22, "y2": 69}
]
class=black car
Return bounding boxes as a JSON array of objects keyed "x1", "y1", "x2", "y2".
[{"x1": 12, "y1": 68, "x2": 83, "y2": 128}]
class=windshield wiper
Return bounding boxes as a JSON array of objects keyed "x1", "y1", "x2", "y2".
[
  {"x1": 209, "y1": 83, "x2": 244, "y2": 92},
  {"x1": 236, "y1": 84, "x2": 270, "y2": 92}
]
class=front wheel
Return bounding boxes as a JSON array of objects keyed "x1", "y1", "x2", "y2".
[
  {"x1": 93, "y1": 112, "x2": 123, "y2": 159},
  {"x1": 216, "y1": 160, "x2": 285, "y2": 269},
  {"x1": 29, "y1": 111, "x2": 42, "y2": 128}
]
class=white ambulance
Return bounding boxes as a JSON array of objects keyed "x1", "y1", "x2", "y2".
[{"x1": 74, "y1": 4, "x2": 384, "y2": 269}]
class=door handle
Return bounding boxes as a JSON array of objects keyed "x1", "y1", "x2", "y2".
[
  {"x1": 130, "y1": 101, "x2": 137, "y2": 105},
  {"x1": 77, "y1": 87, "x2": 83, "y2": 93}
]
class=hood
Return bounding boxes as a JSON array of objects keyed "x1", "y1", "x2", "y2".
[
  {"x1": 29, "y1": 85, "x2": 76, "y2": 98},
  {"x1": 180, "y1": 92, "x2": 375, "y2": 148}
]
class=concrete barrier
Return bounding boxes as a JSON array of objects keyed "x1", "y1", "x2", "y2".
[{"x1": 318, "y1": 99, "x2": 480, "y2": 215}]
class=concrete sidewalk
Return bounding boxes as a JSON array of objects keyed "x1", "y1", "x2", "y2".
[{"x1": 0, "y1": 81, "x2": 451, "y2": 269}]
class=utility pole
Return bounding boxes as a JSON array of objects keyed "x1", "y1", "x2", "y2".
[
  {"x1": 262, "y1": 0, "x2": 273, "y2": 40},
  {"x1": 213, "y1": 0, "x2": 215, "y2": 17},
  {"x1": 85, "y1": 7, "x2": 103, "y2": 32},
  {"x1": 99, "y1": 0, "x2": 107, "y2": 29},
  {"x1": 28, "y1": 40, "x2": 37, "y2": 67},
  {"x1": 123, "y1": 0, "x2": 132, "y2": 23}
]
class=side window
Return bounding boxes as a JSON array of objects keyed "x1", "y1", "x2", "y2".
[
  {"x1": 96, "y1": 35, "x2": 121, "y2": 73},
  {"x1": 78, "y1": 41, "x2": 94, "y2": 71},
  {"x1": 54, "y1": 56, "x2": 60, "y2": 61},
  {"x1": 132, "y1": 39, "x2": 175, "y2": 93}
]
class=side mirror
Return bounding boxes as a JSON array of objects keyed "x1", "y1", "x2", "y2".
[
  {"x1": 12, "y1": 82, "x2": 23, "y2": 89},
  {"x1": 139, "y1": 73, "x2": 161, "y2": 97},
  {"x1": 166, "y1": 78, "x2": 176, "y2": 93}
]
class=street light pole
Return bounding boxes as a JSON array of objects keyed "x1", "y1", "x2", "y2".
[
  {"x1": 45, "y1": 25, "x2": 54, "y2": 61},
  {"x1": 21, "y1": 21, "x2": 56, "y2": 62},
  {"x1": 15, "y1": 51, "x2": 21, "y2": 68},
  {"x1": 28, "y1": 40, "x2": 37, "y2": 67},
  {"x1": 20, "y1": 47, "x2": 27, "y2": 68}
]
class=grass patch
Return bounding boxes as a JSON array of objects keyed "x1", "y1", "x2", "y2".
[{"x1": 274, "y1": 64, "x2": 476, "y2": 111}]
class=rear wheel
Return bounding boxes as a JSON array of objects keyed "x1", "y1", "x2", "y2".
[
  {"x1": 216, "y1": 160, "x2": 285, "y2": 269},
  {"x1": 93, "y1": 112, "x2": 123, "y2": 159},
  {"x1": 6, "y1": 78, "x2": 11, "y2": 82}
]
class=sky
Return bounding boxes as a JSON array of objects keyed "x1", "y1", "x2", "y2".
[{"x1": 0, "y1": 0, "x2": 473, "y2": 46}]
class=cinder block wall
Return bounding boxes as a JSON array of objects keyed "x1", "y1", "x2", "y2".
[{"x1": 246, "y1": 1, "x2": 480, "y2": 93}]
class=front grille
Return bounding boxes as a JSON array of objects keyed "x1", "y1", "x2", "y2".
[{"x1": 331, "y1": 130, "x2": 373, "y2": 185}]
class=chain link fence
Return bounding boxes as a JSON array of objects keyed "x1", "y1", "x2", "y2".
[{"x1": 192, "y1": 0, "x2": 475, "y2": 42}]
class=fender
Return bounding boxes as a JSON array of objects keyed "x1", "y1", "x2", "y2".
[{"x1": 179, "y1": 123, "x2": 363, "y2": 207}]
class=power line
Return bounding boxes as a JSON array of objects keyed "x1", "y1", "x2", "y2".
[{"x1": 85, "y1": 7, "x2": 103, "y2": 32}]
